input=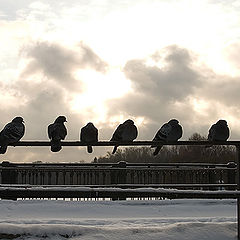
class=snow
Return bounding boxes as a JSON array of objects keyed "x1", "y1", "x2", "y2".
[{"x1": 0, "y1": 199, "x2": 237, "y2": 239}]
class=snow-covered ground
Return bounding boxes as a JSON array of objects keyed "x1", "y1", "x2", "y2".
[{"x1": 0, "y1": 199, "x2": 237, "y2": 240}]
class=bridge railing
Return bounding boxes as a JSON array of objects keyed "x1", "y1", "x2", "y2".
[
  {"x1": 0, "y1": 161, "x2": 237, "y2": 190},
  {"x1": 1, "y1": 140, "x2": 240, "y2": 238},
  {"x1": 0, "y1": 140, "x2": 238, "y2": 189}
]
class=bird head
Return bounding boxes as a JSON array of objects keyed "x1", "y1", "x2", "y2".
[
  {"x1": 86, "y1": 122, "x2": 94, "y2": 127},
  {"x1": 12, "y1": 117, "x2": 24, "y2": 123},
  {"x1": 55, "y1": 116, "x2": 67, "y2": 123},
  {"x1": 123, "y1": 119, "x2": 134, "y2": 125},
  {"x1": 168, "y1": 119, "x2": 179, "y2": 125},
  {"x1": 217, "y1": 120, "x2": 227, "y2": 126}
]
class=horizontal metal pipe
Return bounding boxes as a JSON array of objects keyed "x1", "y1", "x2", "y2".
[
  {"x1": 1, "y1": 188, "x2": 240, "y2": 199},
  {"x1": 0, "y1": 183, "x2": 237, "y2": 188},
  {"x1": 8, "y1": 140, "x2": 240, "y2": 147},
  {"x1": 0, "y1": 161, "x2": 236, "y2": 168}
]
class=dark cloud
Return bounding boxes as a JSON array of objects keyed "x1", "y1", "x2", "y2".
[
  {"x1": 20, "y1": 41, "x2": 108, "y2": 91},
  {"x1": 106, "y1": 45, "x2": 240, "y2": 140},
  {"x1": 79, "y1": 42, "x2": 108, "y2": 73},
  {"x1": 124, "y1": 45, "x2": 201, "y2": 102},
  {"x1": 108, "y1": 45, "x2": 203, "y2": 119},
  {"x1": 199, "y1": 78, "x2": 240, "y2": 106}
]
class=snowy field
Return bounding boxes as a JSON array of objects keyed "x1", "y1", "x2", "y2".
[{"x1": 0, "y1": 198, "x2": 237, "y2": 240}]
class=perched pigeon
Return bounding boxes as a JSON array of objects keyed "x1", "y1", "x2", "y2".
[
  {"x1": 48, "y1": 116, "x2": 67, "y2": 152},
  {"x1": 152, "y1": 119, "x2": 183, "y2": 156},
  {"x1": 0, "y1": 117, "x2": 25, "y2": 154},
  {"x1": 80, "y1": 122, "x2": 98, "y2": 153},
  {"x1": 207, "y1": 120, "x2": 229, "y2": 147},
  {"x1": 110, "y1": 119, "x2": 138, "y2": 154}
]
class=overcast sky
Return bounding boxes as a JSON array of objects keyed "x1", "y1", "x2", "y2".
[{"x1": 0, "y1": 0, "x2": 240, "y2": 163}]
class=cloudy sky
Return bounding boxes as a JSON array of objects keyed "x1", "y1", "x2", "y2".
[{"x1": 0, "y1": 0, "x2": 240, "y2": 163}]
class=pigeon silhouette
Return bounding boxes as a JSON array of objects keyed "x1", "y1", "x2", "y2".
[
  {"x1": 80, "y1": 122, "x2": 98, "y2": 153},
  {"x1": 48, "y1": 116, "x2": 67, "y2": 152},
  {"x1": 0, "y1": 117, "x2": 25, "y2": 154},
  {"x1": 152, "y1": 119, "x2": 183, "y2": 155},
  {"x1": 110, "y1": 119, "x2": 138, "y2": 154},
  {"x1": 206, "y1": 120, "x2": 229, "y2": 147}
]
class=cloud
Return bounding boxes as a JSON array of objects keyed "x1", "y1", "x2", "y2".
[
  {"x1": 0, "y1": 81, "x2": 108, "y2": 163},
  {"x1": 105, "y1": 45, "x2": 240, "y2": 140},
  {"x1": 224, "y1": 41, "x2": 240, "y2": 70},
  {"x1": 0, "y1": 40, "x2": 110, "y2": 163},
  {"x1": 79, "y1": 42, "x2": 108, "y2": 73},
  {"x1": 107, "y1": 45, "x2": 203, "y2": 118},
  {"x1": 20, "y1": 41, "x2": 108, "y2": 91},
  {"x1": 199, "y1": 78, "x2": 240, "y2": 106},
  {"x1": 1, "y1": 42, "x2": 240, "y2": 163},
  {"x1": 124, "y1": 46, "x2": 201, "y2": 102}
]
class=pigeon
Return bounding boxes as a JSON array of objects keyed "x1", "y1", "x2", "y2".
[
  {"x1": 48, "y1": 116, "x2": 67, "y2": 152},
  {"x1": 80, "y1": 122, "x2": 98, "y2": 153},
  {"x1": 152, "y1": 119, "x2": 183, "y2": 156},
  {"x1": 0, "y1": 117, "x2": 25, "y2": 154},
  {"x1": 206, "y1": 120, "x2": 229, "y2": 147},
  {"x1": 110, "y1": 119, "x2": 138, "y2": 154}
]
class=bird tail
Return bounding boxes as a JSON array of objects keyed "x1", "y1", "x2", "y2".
[
  {"x1": 87, "y1": 145, "x2": 93, "y2": 153},
  {"x1": 0, "y1": 145, "x2": 8, "y2": 154},
  {"x1": 153, "y1": 145, "x2": 163, "y2": 156},
  {"x1": 50, "y1": 140, "x2": 62, "y2": 152},
  {"x1": 112, "y1": 146, "x2": 118, "y2": 154},
  {"x1": 151, "y1": 140, "x2": 164, "y2": 148}
]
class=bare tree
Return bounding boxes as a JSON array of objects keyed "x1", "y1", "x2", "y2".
[{"x1": 95, "y1": 133, "x2": 235, "y2": 164}]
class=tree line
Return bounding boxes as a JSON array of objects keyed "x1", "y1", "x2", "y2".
[{"x1": 93, "y1": 133, "x2": 236, "y2": 164}]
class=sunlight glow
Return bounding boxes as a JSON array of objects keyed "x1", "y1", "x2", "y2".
[
  {"x1": 135, "y1": 117, "x2": 145, "y2": 127},
  {"x1": 70, "y1": 68, "x2": 131, "y2": 123},
  {"x1": 192, "y1": 98, "x2": 210, "y2": 116}
]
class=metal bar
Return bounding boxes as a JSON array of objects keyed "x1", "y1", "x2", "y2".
[
  {"x1": 0, "y1": 162, "x2": 236, "y2": 168},
  {"x1": 8, "y1": 140, "x2": 240, "y2": 147},
  {"x1": 236, "y1": 145, "x2": 240, "y2": 240},
  {"x1": 0, "y1": 183, "x2": 237, "y2": 188},
  {"x1": 0, "y1": 188, "x2": 240, "y2": 199}
]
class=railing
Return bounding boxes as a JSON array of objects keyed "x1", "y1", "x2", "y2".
[
  {"x1": 1, "y1": 140, "x2": 240, "y2": 238},
  {"x1": 0, "y1": 161, "x2": 237, "y2": 191},
  {"x1": 1, "y1": 140, "x2": 239, "y2": 189}
]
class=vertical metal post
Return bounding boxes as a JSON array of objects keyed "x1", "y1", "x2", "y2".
[
  {"x1": 227, "y1": 162, "x2": 237, "y2": 190},
  {"x1": 111, "y1": 161, "x2": 127, "y2": 200},
  {"x1": 236, "y1": 145, "x2": 240, "y2": 240},
  {"x1": 118, "y1": 161, "x2": 127, "y2": 184},
  {"x1": 118, "y1": 161, "x2": 127, "y2": 200},
  {"x1": 1, "y1": 161, "x2": 17, "y2": 184},
  {"x1": 1, "y1": 161, "x2": 17, "y2": 200},
  {"x1": 208, "y1": 165, "x2": 216, "y2": 190}
]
